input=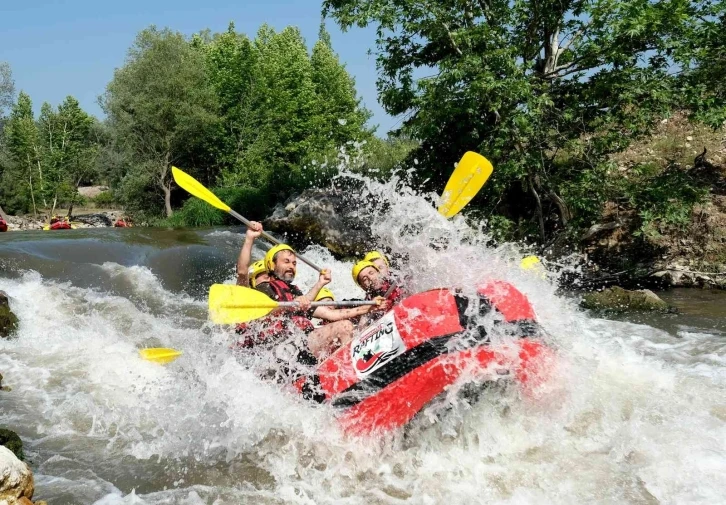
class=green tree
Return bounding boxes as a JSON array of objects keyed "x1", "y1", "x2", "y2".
[
  {"x1": 311, "y1": 23, "x2": 372, "y2": 148},
  {"x1": 4, "y1": 92, "x2": 40, "y2": 216},
  {"x1": 324, "y1": 0, "x2": 697, "y2": 239},
  {"x1": 102, "y1": 26, "x2": 219, "y2": 216},
  {"x1": 37, "y1": 97, "x2": 98, "y2": 216},
  {"x1": 676, "y1": 0, "x2": 726, "y2": 128}
]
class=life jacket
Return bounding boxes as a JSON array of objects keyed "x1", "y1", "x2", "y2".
[
  {"x1": 363, "y1": 279, "x2": 404, "y2": 321},
  {"x1": 232, "y1": 277, "x2": 314, "y2": 350}
]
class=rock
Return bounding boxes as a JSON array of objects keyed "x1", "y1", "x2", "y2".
[
  {"x1": 0, "y1": 292, "x2": 18, "y2": 339},
  {"x1": 72, "y1": 213, "x2": 113, "y2": 227},
  {"x1": 0, "y1": 373, "x2": 10, "y2": 393},
  {"x1": 581, "y1": 286, "x2": 677, "y2": 313},
  {"x1": 77, "y1": 185, "x2": 109, "y2": 199},
  {"x1": 0, "y1": 445, "x2": 34, "y2": 505},
  {"x1": 264, "y1": 183, "x2": 375, "y2": 257},
  {"x1": 0, "y1": 430, "x2": 23, "y2": 461}
]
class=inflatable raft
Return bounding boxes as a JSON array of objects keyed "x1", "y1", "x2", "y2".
[
  {"x1": 0, "y1": 218, "x2": 7, "y2": 232},
  {"x1": 292, "y1": 281, "x2": 554, "y2": 435},
  {"x1": 43, "y1": 220, "x2": 75, "y2": 230}
]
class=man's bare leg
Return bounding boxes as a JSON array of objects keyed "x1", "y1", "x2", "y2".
[{"x1": 307, "y1": 320, "x2": 355, "y2": 360}]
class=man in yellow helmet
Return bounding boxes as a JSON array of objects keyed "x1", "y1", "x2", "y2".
[
  {"x1": 352, "y1": 259, "x2": 404, "y2": 319},
  {"x1": 240, "y1": 222, "x2": 381, "y2": 360},
  {"x1": 363, "y1": 250, "x2": 390, "y2": 277}
]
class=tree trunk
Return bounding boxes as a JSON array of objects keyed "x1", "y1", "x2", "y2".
[
  {"x1": 160, "y1": 153, "x2": 173, "y2": 217},
  {"x1": 66, "y1": 176, "x2": 83, "y2": 219},
  {"x1": 28, "y1": 170, "x2": 37, "y2": 218},
  {"x1": 548, "y1": 190, "x2": 571, "y2": 225},
  {"x1": 0, "y1": 204, "x2": 7, "y2": 220},
  {"x1": 163, "y1": 183, "x2": 173, "y2": 217},
  {"x1": 529, "y1": 177, "x2": 546, "y2": 242}
]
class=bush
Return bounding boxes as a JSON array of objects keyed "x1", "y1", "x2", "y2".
[
  {"x1": 93, "y1": 191, "x2": 115, "y2": 206},
  {"x1": 160, "y1": 185, "x2": 276, "y2": 227}
]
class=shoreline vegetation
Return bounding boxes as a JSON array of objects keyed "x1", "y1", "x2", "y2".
[{"x1": 1, "y1": 1, "x2": 725, "y2": 291}]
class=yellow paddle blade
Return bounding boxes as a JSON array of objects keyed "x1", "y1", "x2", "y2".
[
  {"x1": 139, "y1": 348, "x2": 183, "y2": 364},
  {"x1": 171, "y1": 166, "x2": 231, "y2": 213},
  {"x1": 208, "y1": 284, "x2": 280, "y2": 324},
  {"x1": 437, "y1": 151, "x2": 494, "y2": 218}
]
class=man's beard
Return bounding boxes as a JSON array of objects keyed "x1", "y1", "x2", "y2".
[{"x1": 279, "y1": 270, "x2": 295, "y2": 282}]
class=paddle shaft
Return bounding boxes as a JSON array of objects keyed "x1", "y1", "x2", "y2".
[
  {"x1": 228, "y1": 209, "x2": 323, "y2": 273},
  {"x1": 221, "y1": 300, "x2": 378, "y2": 309}
]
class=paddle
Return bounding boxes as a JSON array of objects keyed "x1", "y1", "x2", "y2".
[
  {"x1": 437, "y1": 151, "x2": 494, "y2": 218},
  {"x1": 208, "y1": 284, "x2": 377, "y2": 325},
  {"x1": 139, "y1": 348, "x2": 183, "y2": 364},
  {"x1": 171, "y1": 166, "x2": 323, "y2": 273}
]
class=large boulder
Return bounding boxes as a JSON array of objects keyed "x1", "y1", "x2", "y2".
[
  {"x1": 581, "y1": 286, "x2": 677, "y2": 313},
  {"x1": 264, "y1": 184, "x2": 374, "y2": 257},
  {"x1": 0, "y1": 445, "x2": 34, "y2": 505},
  {"x1": 0, "y1": 292, "x2": 18, "y2": 339}
]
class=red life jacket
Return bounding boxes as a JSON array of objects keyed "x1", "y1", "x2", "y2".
[
  {"x1": 265, "y1": 277, "x2": 315, "y2": 334},
  {"x1": 363, "y1": 279, "x2": 404, "y2": 320},
  {"x1": 232, "y1": 277, "x2": 314, "y2": 350}
]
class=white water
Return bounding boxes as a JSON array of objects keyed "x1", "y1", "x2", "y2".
[{"x1": 1, "y1": 173, "x2": 726, "y2": 504}]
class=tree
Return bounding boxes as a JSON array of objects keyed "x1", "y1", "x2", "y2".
[
  {"x1": 311, "y1": 23, "x2": 372, "y2": 148},
  {"x1": 0, "y1": 62, "x2": 14, "y2": 118},
  {"x1": 4, "y1": 92, "x2": 40, "y2": 216},
  {"x1": 37, "y1": 97, "x2": 98, "y2": 216},
  {"x1": 102, "y1": 27, "x2": 219, "y2": 216},
  {"x1": 676, "y1": 0, "x2": 726, "y2": 128},
  {"x1": 323, "y1": 0, "x2": 698, "y2": 239}
]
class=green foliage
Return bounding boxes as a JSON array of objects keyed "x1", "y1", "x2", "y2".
[
  {"x1": 102, "y1": 26, "x2": 220, "y2": 217},
  {"x1": 675, "y1": 1, "x2": 726, "y2": 128},
  {"x1": 356, "y1": 135, "x2": 419, "y2": 179},
  {"x1": 626, "y1": 165, "x2": 709, "y2": 237},
  {"x1": 0, "y1": 92, "x2": 99, "y2": 215},
  {"x1": 0, "y1": 428, "x2": 24, "y2": 461},
  {"x1": 92, "y1": 190, "x2": 115, "y2": 207},
  {"x1": 323, "y1": 0, "x2": 703, "y2": 240},
  {"x1": 99, "y1": 22, "x2": 372, "y2": 221},
  {"x1": 161, "y1": 196, "x2": 226, "y2": 227}
]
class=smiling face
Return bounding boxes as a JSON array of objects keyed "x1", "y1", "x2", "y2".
[
  {"x1": 357, "y1": 266, "x2": 382, "y2": 292},
  {"x1": 273, "y1": 250, "x2": 297, "y2": 282}
]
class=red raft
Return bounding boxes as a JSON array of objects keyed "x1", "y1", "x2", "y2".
[
  {"x1": 293, "y1": 280, "x2": 554, "y2": 436},
  {"x1": 0, "y1": 218, "x2": 7, "y2": 232}
]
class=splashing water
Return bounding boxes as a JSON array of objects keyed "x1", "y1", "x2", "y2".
[{"x1": 1, "y1": 172, "x2": 725, "y2": 504}]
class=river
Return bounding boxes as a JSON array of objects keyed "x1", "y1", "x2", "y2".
[{"x1": 1, "y1": 183, "x2": 725, "y2": 504}]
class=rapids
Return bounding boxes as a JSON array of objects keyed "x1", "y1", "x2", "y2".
[{"x1": 1, "y1": 175, "x2": 725, "y2": 504}]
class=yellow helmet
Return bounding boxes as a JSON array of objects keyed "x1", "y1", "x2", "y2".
[
  {"x1": 264, "y1": 243, "x2": 295, "y2": 271},
  {"x1": 352, "y1": 260, "x2": 379, "y2": 286},
  {"x1": 315, "y1": 287, "x2": 335, "y2": 301},
  {"x1": 363, "y1": 250, "x2": 389, "y2": 266},
  {"x1": 248, "y1": 260, "x2": 267, "y2": 288},
  {"x1": 520, "y1": 255, "x2": 541, "y2": 270}
]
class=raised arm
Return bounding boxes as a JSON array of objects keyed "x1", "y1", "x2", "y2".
[{"x1": 236, "y1": 221, "x2": 263, "y2": 286}]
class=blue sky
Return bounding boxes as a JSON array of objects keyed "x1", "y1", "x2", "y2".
[{"x1": 0, "y1": 0, "x2": 399, "y2": 135}]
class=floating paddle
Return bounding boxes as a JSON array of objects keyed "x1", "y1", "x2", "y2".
[
  {"x1": 171, "y1": 166, "x2": 323, "y2": 272},
  {"x1": 208, "y1": 284, "x2": 377, "y2": 325},
  {"x1": 437, "y1": 151, "x2": 494, "y2": 218},
  {"x1": 139, "y1": 348, "x2": 183, "y2": 364}
]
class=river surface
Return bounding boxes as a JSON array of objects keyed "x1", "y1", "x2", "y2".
[{"x1": 1, "y1": 180, "x2": 726, "y2": 504}]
